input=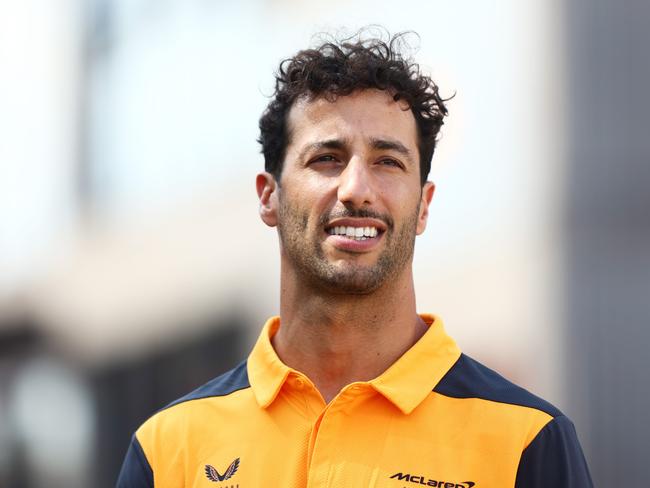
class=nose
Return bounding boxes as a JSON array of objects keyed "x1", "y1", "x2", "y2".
[{"x1": 337, "y1": 158, "x2": 376, "y2": 207}]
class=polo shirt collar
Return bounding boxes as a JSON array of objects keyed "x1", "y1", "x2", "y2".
[
  {"x1": 247, "y1": 314, "x2": 461, "y2": 414},
  {"x1": 247, "y1": 317, "x2": 289, "y2": 408},
  {"x1": 370, "y1": 314, "x2": 461, "y2": 414}
]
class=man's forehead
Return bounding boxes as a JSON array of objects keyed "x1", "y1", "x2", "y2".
[
  {"x1": 286, "y1": 89, "x2": 417, "y2": 146},
  {"x1": 290, "y1": 89, "x2": 411, "y2": 116}
]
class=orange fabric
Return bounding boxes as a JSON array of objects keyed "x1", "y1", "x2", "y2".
[{"x1": 135, "y1": 315, "x2": 553, "y2": 487}]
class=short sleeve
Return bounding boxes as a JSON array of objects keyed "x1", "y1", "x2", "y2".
[
  {"x1": 116, "y1": 434, "x2": 154, "y2": 488},
  {"x1": 515, "y1": 415, "x2": 593, "y2": 487}
]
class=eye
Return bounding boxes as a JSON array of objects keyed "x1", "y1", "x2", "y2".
[
  {"x1": 309, "y1": 154, "x2": 340, "y2": 165},
  {"x1": 378, "y1": 158, "x2": 404, "y2": 169}
]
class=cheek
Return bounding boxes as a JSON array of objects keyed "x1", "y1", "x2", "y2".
[
  {"x1": 279, "y1": 192, "x2": 314, "y2": 232},
  {"x1": 382, "y1": 184, "x2": 420, "y2": 215},
  {"x1": 300, "y1": 181, "x2": 336, "y2": 215}
]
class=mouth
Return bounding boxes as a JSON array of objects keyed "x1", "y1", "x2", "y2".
[
  {"x1": 326, "y1": 225, "x2": 380, "y2": 241},
  {"x1": 323, "y1": 218, "x2": 387, "y2": 251}
]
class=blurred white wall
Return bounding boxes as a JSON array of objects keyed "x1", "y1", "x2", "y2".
[{"x1": 0, "y1": 0, "x2": 82, "y2": 291}]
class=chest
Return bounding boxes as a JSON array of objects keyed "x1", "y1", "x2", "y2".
[{"x1": 159, "y1": 391, "x2": 526, "y2": 488}]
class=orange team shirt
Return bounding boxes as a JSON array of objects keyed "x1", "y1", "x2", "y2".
[{"x1": 116, "y1": 315, "x2": 593, "y2": 487}]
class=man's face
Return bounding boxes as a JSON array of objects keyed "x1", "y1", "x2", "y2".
[{"x1": 258, "y1": 89, "x2": 434, "y2": 295}]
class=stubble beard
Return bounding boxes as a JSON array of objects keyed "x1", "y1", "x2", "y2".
[{"x1": 277, "y1": 197, "x2": 420, "y2": 295}]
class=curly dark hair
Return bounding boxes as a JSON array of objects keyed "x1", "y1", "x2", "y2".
[{"x1": 258, "y1": 30, "x2": 449, "y2": 186}]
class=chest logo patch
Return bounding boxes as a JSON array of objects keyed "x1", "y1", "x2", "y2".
[
  {"x1": 205, "y1": 458, "x2": 240, "y2": 483},
  {"x1": 390, "y1": 472, "x2": 475, "y2": 487}
]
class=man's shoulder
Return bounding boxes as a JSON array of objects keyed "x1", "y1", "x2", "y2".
[
  {"x1": 139, "y1": 360, "x2": 251, "y2": 430},
  {"x1": 165, "y1": 359, "x2": 251, "y2": 410},
  {"x1": 434, "y1": 353, "x2": 563, "y2": 418},
  {"x1": 119, "y1": 361, "x2": 253, "y2": 486}
]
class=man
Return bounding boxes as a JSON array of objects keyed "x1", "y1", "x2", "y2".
[{"x1": 117, "y1": 33, "x2": 593, "y2": 487}]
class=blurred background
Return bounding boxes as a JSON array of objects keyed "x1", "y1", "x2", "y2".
[{"x1": 0, "y1": 0, "x2": 648, "y2": 486}]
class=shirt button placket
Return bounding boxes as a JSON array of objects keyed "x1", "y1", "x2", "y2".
[
  {"x1": 306, "y1": 402, "x2": 346, "y2": 488},
  {"x1": 306, "y1": 387, "x2": 363, "y2": 488}
]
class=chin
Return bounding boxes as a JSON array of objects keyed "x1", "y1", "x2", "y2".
[{"x1": 317, "y1": 267, "x2": 389, "y2": 295}]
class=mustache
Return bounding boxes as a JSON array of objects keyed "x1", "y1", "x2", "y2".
[{"x1": 319, "y1": 208, "x2": 394, "y2": 230}]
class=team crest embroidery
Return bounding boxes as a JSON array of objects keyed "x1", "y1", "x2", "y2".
[{"x1": 205, "y1": 458, "x2": 240, "y2": 483}]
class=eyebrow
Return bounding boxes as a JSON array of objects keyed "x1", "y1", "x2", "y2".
[
  {"x1": 370, "y1": 137, "x2": 414, "y2": 163},
  {"x1": 298, "y1": 139, "x2": 348, "y2": 162}
]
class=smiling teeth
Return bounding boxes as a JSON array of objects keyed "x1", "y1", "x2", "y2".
[{"x1": 328, "y1": 226, "x2": 379, "y2": 240}]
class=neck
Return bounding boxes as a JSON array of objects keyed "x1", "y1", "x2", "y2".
[{"x1": 272, "y1": 264, "x2": 427, "y2": 403}]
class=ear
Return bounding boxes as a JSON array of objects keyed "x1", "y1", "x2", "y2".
[
  {"x1": 256, "y1": 172, "x2": 278, "y2": 227},
  {"x1": 416, "y1": 181, "x2": 435, "y2": 235}
]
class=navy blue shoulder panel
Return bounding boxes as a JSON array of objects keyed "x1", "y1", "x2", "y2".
[
  {"x1": 515, "y1": 415, "x2": 593, "y2": 487},
  {"x1": 163, "y1": 359, "x2": 250, "y2": 411},
  {"x1": 434, "y1": 354, "x2": 562, "y2": 417},
  {"x1": 116, "y1": 435, "x2": 153, "y2": 488}
]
